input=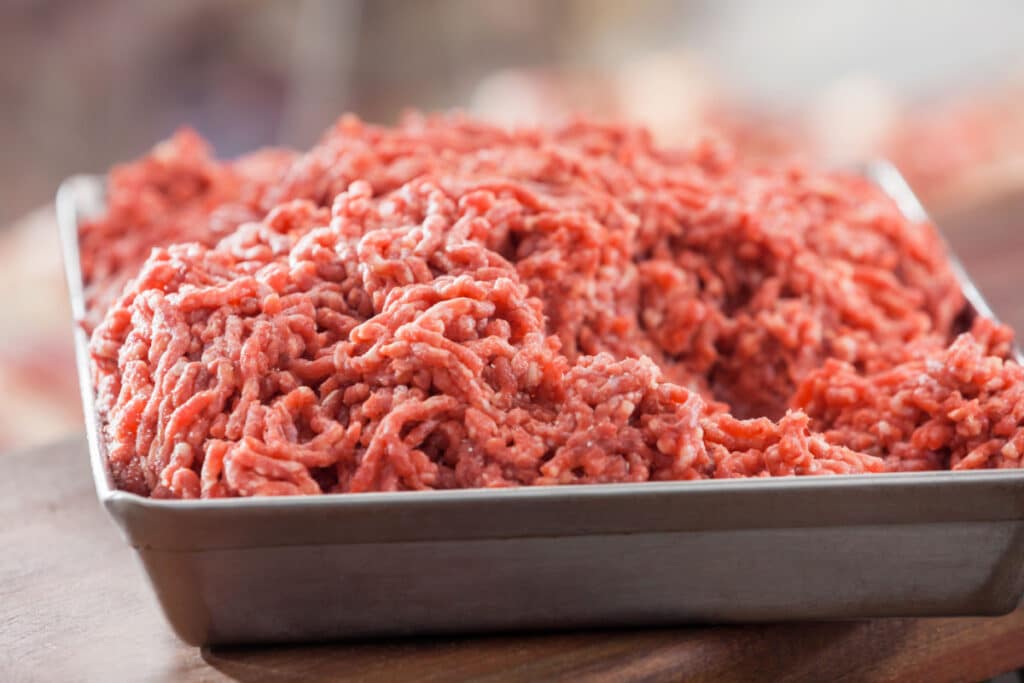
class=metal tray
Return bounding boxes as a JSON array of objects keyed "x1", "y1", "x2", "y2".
[{"x1": 56, "y1": 164, "x2": 1024, "y2": 646}]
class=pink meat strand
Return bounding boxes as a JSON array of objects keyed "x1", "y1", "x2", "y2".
[{"x1": 82, "y1": 113, "x2": 1019, "y2": 498}]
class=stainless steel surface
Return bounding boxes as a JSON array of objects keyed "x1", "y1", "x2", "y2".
[{"x1": 57, "y1": 168, "x2": 1024, "y2": 646}]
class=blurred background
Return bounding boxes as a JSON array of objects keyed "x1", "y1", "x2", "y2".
[{"x1": 3, "y1": 0, "x2": 1024, "y2": 451}]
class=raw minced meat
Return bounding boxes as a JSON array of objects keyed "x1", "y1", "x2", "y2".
[
  {"x1": 79, "y1": 130, "x2": 295, "y2": 328},
  {"x1": 81, "y1": 113, "x2": 1017, "y2": 498},
  {"x1": 793, "y1": 316, "x2": 1024, "y2": 472}
]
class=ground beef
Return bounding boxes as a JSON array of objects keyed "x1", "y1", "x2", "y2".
[
  {"x1": 793, "y1": 317, "x2": 1023, "y2": 472},
  {"x1": 79, "y1": 130, "x2": 295, "y2": 328},
  {"x1": 83, "y1": 113, "x2": 1016, "y2": 498}
]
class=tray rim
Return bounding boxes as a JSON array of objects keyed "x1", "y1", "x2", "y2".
[{"x1": 56, "y1": 163, "x2": 1024, "y2": 517}]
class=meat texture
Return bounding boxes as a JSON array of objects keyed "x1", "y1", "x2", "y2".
[{"x1": 82, "y1": 114, "x2": 1015, "y2": 498}]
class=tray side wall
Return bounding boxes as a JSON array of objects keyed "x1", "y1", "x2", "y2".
[{"x1": 141, "y1": 521, "x2": 1024, "y2": 645}]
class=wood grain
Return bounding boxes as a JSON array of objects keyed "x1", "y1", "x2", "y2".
[{"x1": 3, "y1": 197, "x2": 1024, "y2": 682}]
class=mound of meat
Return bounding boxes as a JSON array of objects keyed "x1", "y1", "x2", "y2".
[{"x1": 83, "y1": 114, "x2": 1020, "y2": 498}]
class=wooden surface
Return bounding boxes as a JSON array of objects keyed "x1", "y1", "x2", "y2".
[{"x1": 3, "y1": 196, "x2": 1024, "y2": 682}]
